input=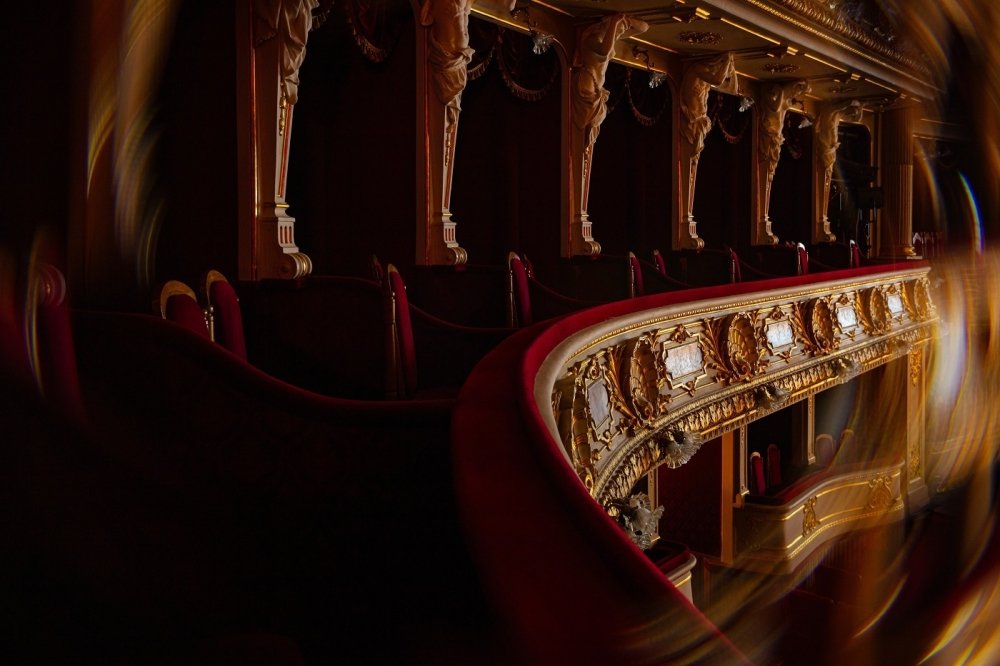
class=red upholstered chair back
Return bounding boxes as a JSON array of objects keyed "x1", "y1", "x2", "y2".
[
  {"x1": 652, "y1": 249, "x2": 667, "y2": 277},
  {"x1": 838, "y1": 428, "x2": 857, "y2": 463},
  {"x1": 766, "y1": 443, "x2": 782, "y2": 490},
  {"x1": 205, "y1": 270, "x2": 247, "y2": 361},
  {"x1": 0, "y1": 248, "x2": 29, "y2": 384},
  {"x1": 507, "y1": 252, "x2": 533, "y2": 327},
  {"x1": 627, "y1": 252, "x2": 644, "y2": 298},
  {"x1": 27, "y1": 262, "x2": 86, "y2": 423},
  {"x1": 386, "y1": 265, "x2": 417, "y2": 399},
  {"x1": 815, "y1": 433, "x2": 836, "y2": 467},
  {"x1": 849, "y1": 240, "x2": 862, "y2": 268},
  {"x1": 369, "y1": 255, "x2": 384, "y2": 283},
  {"x1": 727, "y1": 247, "x2": 742, "y2": 283},
  {"x1": 159, "y1": 280, "x2": 210, "y2": 339},
  {"x1": 796, "y1": 243, "x2": 809, "y2": 275},
  {"x1": 749, "y1": 451, "x2": 766, "y2": 496}
]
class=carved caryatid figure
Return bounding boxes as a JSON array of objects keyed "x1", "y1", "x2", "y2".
[
  {"x1": 677, "y1": 53, "x2": 738, "y2": 248},
  {"x1": 680, "y1": 53, "x2": 738, "y2": 161},
  {"x1": 572, "y1": 14, "x2": 649, "y2": 153},
  {"x1": 254, "y1": 0, "x2": 319, "y2": 104},
  {"x1": 814, "y1": 99, "x2": 863, "y2": 241},
  {"x1": 249, "y1": 0, "x2": 319, "y2": 280},
  {"x1": 566, "y1": 13, "x2": 648, "y2": 256},
  {"x1": 420, "y1": 0, "x2": 475, "y2": 137},
  {"x1": 757, "y1": 79, "x2": 810, "y2": 244}
]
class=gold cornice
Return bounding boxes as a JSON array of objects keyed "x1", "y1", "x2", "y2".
[
  {"x1": 736, "y1": 0, "x2": 931, "y2": 89},
  {"x1": 542, "y1": 267, "x2": 935, "y2": 506}
]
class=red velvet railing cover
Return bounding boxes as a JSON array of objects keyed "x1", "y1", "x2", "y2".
[{"x1": 453, "y1": 263, "x2": 921, "y2": 663}]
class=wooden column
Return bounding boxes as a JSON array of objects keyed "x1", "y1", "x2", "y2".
[
  {"x1": 906, "y1": 343, "x2": 929, "y2": 510},
  {"x1": 812, "y1": 99, "x2": 862, "y2": 244},
  {"x1": 237, "y1": 0, "x2": 315, "y2": 281},
  {"x1": 675, "y1": 53, "x2": 738, "y2": 250},
  {"x1": 415, "y1": 0, "x2": 477, "y2": 266},
  {"x1": 754, "y1": 80, "x2": 809, "y2": 246},
  {"x1": 879, "y1": 105, "x2": 917, "y2": 259},
  {"x1": 563, "y1": 15, "x2": 648, "y2": 257}
]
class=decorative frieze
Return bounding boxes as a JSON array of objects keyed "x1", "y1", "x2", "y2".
[{"x1": 546, "y1": 268, "x2": 935, "y2": 506}]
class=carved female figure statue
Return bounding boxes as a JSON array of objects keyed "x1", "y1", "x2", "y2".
[
  {"x1": 679, "y1": 52, "x2": 738, "y2": 158},
  {"x1": 759, "y1": 80, "x2": 810, "y2": 184},
  {"x1": 572, "y1": 14, "x2": 649, "y2": 151},
  {"x1": 254, "y1": 0, "x2": 319, "y2": 104},
  {"x1": 419, "y1": 0, "x2": 476, "y2": 131},
  {"x1": 678, "y1": 52, "x2": 738, "y2": 229},
  {"x1": 816, "y1": 99, "x2": 864, "y2": 174},
  {"x1": 815, "y1": 99, "x2": 864, "y2": 215},
  {"x1": 758, "y1": 80, "x2": 810, "y2": 232}
]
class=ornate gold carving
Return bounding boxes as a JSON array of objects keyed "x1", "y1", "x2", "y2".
[
  {"x1": 802, "y1": 496, "x2": 820, "y2": 537},
  {"x1": 679, "y1": 30, "x2": 722, "y2": 45},
  {"x1": 606, "y1": 493, "x2": 664, "y2": 551},
  {"x1": 810, "y1": 298, "x2": 838, "y2": 354},
  {"x1": 670, "y1": 324, "x2": 692, "y2": 343},
  {"x1": 791, "y1": 298, "x2": 839, "y2": 355},
  {"x1": 749, "y1": 0, "x2": 928, "y2": 75},
  {"x1": 904, "y1": 277, "x2": 933, "y2": 321},
  {"x1": 909, "y1": 348, "x2": 922, "y2": 387},
  {"x1": 857, "y1": 287, "x2": 891, "y2": 335},
  {"x1": 702, "y1": 312, "x2": 768, "y2": 385},
  {"x1": 625, "y1": 334, "x2": 669, "y2": 424},
  {"x1": 763, "y1": 306, "x2": 796, "y2": 361},
  {"x1": 763, "y1": 62, "x2": 799, "y2": 74},
  {"x1": 866, "y1": 474, "x2": 894, "y2": 510}
]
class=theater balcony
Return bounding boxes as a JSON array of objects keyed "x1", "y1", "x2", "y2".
[{"x1": 453, "y1": 261, "x2": 937, "y2": 663}]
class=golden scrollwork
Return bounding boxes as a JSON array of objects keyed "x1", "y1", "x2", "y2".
[
  {"x1": 857, "y1": 286, "x2": 891, "y2": 335},
  {"x1": 866, "y1": 473, "x2": 894, "y2": 511},
  {"x1": 909, "y1": 348, "x2": 922, "y2": 387},
  {"x1": 626, "y1": 333, "x2": 669, "y2": 425},
  {"x1": 702, "y1": 312, "x2": 768, "y2": 385},
  {"x1": 903, "y1": 277, "x2": 933, "y2": 321},
  {"x1": 809, "y1": 297, "x2": 839, "y2": 354},
  {"x1": 802, "y1": 496, "x2": 820, "y2": 537}
]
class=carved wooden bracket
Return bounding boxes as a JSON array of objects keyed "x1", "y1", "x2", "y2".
[
  {"x1": 812, "y1": 99, "x2": 863, "y2": 244},
  {"x1": 675, "y1": 52, "x2": 738, "y2": 250}
]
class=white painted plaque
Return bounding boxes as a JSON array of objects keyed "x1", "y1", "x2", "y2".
[
  {"x1": 766, "y1": 320, "x2": 794, "y2": 349},
  {"x1": 666, "y1": 341, "x2": 703, "y2": 380},
  {"x1": 887, "y1": 293, "x2": 903, "y2": 314},
  {"x1": 837, "y1": 305, "x2": 858, "y2": 329}
]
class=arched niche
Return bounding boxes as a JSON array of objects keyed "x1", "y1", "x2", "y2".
[
  {"x1": 156, "y1": 1, "x2": 239, "y2": 292},
  {"x1": 769, "y1": 112, "x2": 813, "y2": 244},
  {"x1": 692, "y1": 91, "x2": 754, "y2": 252},
  {"x1": 448, "y1": 19, "x2": 564, "y2": 266},
  {"x1": 827, "y1": 122, "x2": 875, "y2": 247},
  {"x1": 286, "y1": 0, "x2": 417, "y2": 277},
  {"x1": 587, "y1": 62, "x2": 674, "y2": 258}
]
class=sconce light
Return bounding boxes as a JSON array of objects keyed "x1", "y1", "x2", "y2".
[
  {"x1": 831, "y1": 357, "x2": 860, "y2": 381},
  {"x1": 739, "y1": 96, "x2": 755, "y2": 112},
  {"x1": 755, "y1": 383, "x2": 789, "y2": 410},
  {"x1": 512, "y1": 5, "x2": 553, "y2": 55},
  {"x1": 531, "y1": 31, "x2": 554, "y2": 55},
  {"x1": 632, "y1": 45, "x2": 665, "y2": 89},
  {"x1": 659, "y1": 427, "x2": 704, "y2": 469},
  {"x1": 799, "y1": 114, "x2": 814, "y2": 128}
]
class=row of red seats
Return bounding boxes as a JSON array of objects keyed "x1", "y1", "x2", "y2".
[{"x1": 0, "y1": 241, "x2": 497, "y2": 662}]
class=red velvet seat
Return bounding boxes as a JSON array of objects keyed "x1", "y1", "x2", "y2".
[
  {"x1": 658, "y1": 247, "x2": 740, "y2": 286},
  {"x1": 204, "y1": 270, "x2": 248, "y2": 360},
  {"x1": 158, "y1": 280, "x2": 209, "y2": 339},
  {"x1": 766, "y1": 443, "x2": 782, "y2": 490},
  {"x1": 507, "y1": 252, "x2": 603, "y2": 326},
  {"x1": 750, "y1": 451, "x2": 766, "y2": 496},
  {"x1": 385, "y1": 264, "x2": 514, "y2": 399},
  {"x1": 815, "y1": 433, "x2": 836, "y2": 467}
]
